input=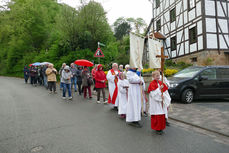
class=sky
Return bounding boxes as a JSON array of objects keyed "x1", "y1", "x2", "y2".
[
  {"x1": 0, "y1": 0, "x2": 153, "y2": 25},
  {"x1": 58, "y1": 0, "x2": 153, "y2": 25}
]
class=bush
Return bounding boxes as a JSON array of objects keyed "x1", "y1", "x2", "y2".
[
  {"x1": 142, "y1": 68, "x2": 155, "y2": 74},
  {"x1": 165, "y1": 69, "x2": 178, "y2": 77}
]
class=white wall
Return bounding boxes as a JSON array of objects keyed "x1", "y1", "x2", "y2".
[{"x1": 205, "y1": 0, "x2": 229, "y2": 50}]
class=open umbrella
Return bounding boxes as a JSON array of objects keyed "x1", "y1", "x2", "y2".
[
  {"x1": 32, "y1": 62, "x2": 41, "y2": 66},
  {"x1": 41, "y1": 62, "x2": 52, "y2": 65},
  {"x1": 74, "y1": 59, "x2": 94, "y2": 67},
  {"x1": 29, "y1": 64, "x2": 33, "y2": 67}
]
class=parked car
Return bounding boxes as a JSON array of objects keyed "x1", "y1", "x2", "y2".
[{"x1": 168, "y1": 66, "x2": 229, "y2": 103}]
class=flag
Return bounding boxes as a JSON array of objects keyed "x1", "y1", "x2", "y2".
[
  {"x1": 148, "y1": 38, "x2": 163, "y2": 69},
  {"x1": 129, "y1": 33, "x2": 145, "y2": 69}
]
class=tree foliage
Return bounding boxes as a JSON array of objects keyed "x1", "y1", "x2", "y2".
[
  {"x1": 113, "y1": 17, "x2": 131, "y2": 40},
  {"x1": 0, "y1": 0, "x2": 147, "y2": 77},
  {"x1": 0, "y1": 0, "x2": 121, "y2": 76}
]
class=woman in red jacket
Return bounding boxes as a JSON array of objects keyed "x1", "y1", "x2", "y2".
[{"x1": 95, "y1": 64, "x2": 107, "y2": 104}]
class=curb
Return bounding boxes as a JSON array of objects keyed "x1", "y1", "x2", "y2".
[{"x1": 169, "y1": 117, "x2": 229, "y2": 138}]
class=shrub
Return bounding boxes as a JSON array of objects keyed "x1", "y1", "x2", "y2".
[
  {"x1": 142, "y1": 68, "x2": 155, "y2": 74},
  {"x1": 165, "y1": 69, "x2": 178, "y2": 77}
]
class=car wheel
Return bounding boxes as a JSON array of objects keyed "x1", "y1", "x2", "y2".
[{"x1": 181, "y1": 89, "x2": 194, "y2": 104}]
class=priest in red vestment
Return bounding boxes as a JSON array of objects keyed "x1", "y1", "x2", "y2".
[{"x1": 106, "y1": 63, "x2": 120, "y2": 108}]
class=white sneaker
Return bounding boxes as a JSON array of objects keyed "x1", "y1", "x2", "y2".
[
  {"x1": 103, "y1": 101, "x2": 108, "y2": 104},
  {"x1": 97, "y1": 101, "x2": 101, "y2": 104},
  {"x1": 68, "y1": 97, "x2": 73, "y2": 100},
  {"x1": 62, "y1": 97, "x2": 66, "y2": 100}
]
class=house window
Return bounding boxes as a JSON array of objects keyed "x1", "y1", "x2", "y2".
[
  {"x1": 171, "y1": 36, "x2": 177, "y2": 51},
  {"x1": 188, "y1": 0, "x2": 196, "y2": 10},
  {"x1": 191, "y1": 57, "x2": 197, "y2": 62},
  {"x1": 189, "y1": 27, "x2": 197, "y2": 44},
  {"x1": 156, "y1": 0, "x2": 160, "y2": 8},
  {"x1": 170, "y1": 8, "x2": 176, "y2": 23},
  {"x1": 156, "y1": 19, "x2": 161, "y2": 31}
]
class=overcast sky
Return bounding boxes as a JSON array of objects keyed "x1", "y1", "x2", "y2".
[
  {"x1": 59, "y1": 0, "x2": 153, "y2": 25},
  {"x1": 0, "y1": 0, "x2": 153, "y2": 25}
]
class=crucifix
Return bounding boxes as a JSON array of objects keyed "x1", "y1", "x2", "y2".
[
  {"x1": 154, "y1": 32, "x2": 168, "y2": 105},
  {"x1": 156, "y1": 47, "x2": 168, "y2": 86}
]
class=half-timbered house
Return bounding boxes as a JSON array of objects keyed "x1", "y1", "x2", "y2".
[{"x1": 147, "y1": 0, "x2": 229, "y2": 65}]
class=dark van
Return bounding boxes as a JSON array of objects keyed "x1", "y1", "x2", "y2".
[{"x1": 168, "y1": 66, "x2": 229, "y2": 103}]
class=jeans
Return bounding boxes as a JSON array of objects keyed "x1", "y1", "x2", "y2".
[
  {"x1": 63, "y1": 83, "x2": 71, "y2": 97},
  {"x1": 24, "y1": 75, "x2": 29, "y2": 83},
  {"x1": 71, "y1": 76, "x2": 77, "y2": 92},
  {"x1": 77, "y1": 81, "x2": 82, "y2": 95},
  {"x1": 60, "y1": 82, "x2": 64, "y2": 89}
]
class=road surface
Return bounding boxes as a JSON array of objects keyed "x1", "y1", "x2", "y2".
[{"x1": 0, "y1": 77, "x2": 228, "y2": 153}]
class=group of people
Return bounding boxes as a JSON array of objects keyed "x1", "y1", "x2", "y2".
[
  {"x1": 24, "y1": 62, "x2": 95, "y2": 100},
  {"x1": 23, "y1": 64, "x2": 49, "y2": 88},
  {"x1": 24, "y1": 62, "x2": 171, "y2": 135},
  {"x1": 106, "y1": 63, "x2": 171, "y2": 135}
]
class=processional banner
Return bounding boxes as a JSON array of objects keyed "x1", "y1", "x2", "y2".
[
  {"x1": 129, "y1": 33, "x2": 145, "y2": 69},
  {"x1": 148, "y1": 38, "x2": 163, "y2": 69}
]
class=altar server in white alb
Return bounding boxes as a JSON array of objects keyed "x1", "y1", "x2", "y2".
[
  {"x1": 148, "y1": 71, "x2": 171, "y2": 135},
  {"x1": 157, "y1": 68, "x2": 171, "y2": 126},
  {"x1": 126, "y1": 68, "x2": 142, "y2": 127},
  {"x1": 106, "y1": 63, "x2": 120, "y2": 108},
  {"x1": 117, "y1": 72, "x2": 129, "y2": 119}
]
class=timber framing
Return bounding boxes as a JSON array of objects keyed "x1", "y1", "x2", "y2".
[{"x1": 145, "y1": 0, "x2": 229, "y2": 60}]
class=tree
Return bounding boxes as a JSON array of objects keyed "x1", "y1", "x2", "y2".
[
  {"x1": 113, "y1": 17, "x2": 131, "y2": 40},
  {"x1": 127, "y1": 17, "x2": 147, "y2": 34}
]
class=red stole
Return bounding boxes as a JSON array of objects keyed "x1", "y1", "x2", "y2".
[{"x1": 108, "y1": 69, "x2": 120, "y2": 104}]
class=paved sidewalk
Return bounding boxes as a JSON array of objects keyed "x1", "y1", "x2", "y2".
[{"x1": 168, "y1": 102, "x2": 229, "y2": 137}]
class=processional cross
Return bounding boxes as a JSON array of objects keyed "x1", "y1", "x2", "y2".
[{"x1": 154, "y1": 32, "x2": 168, "y2": 105}]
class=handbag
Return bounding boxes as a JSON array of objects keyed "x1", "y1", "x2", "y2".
[{"x1": 87, "y1": 76, "x2": 94, "y2": 85}]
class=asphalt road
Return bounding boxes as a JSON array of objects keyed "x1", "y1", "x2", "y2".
[{"x1": 0, "y1": 77, "x2": 228, "y2": 153}]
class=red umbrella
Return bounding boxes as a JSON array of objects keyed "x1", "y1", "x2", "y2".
[
  {"x1": 29, "y1": 64, "x2": 32, "y2": 67},
  {"x1": 74, "y1": 59, "x2": 94, "y2": 67}
]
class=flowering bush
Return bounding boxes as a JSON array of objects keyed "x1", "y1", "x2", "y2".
[
  {"x1": 142, "y1": 68, "x2": 155, "y2": 74},
  {"x1": 104, "y1": 68, "x2": 178, "y2": 77},
  {"x1": 165, "y1": 69, "x2": 178, "y2": 77}
]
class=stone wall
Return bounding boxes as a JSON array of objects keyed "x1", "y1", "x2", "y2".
[{"x1": 172, "y1": 50, "x2": 229, "y2": 66}]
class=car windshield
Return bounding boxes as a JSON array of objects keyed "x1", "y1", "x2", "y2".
[{"x1": 174, "y1": 67, "x2": 202, "y2": 78}]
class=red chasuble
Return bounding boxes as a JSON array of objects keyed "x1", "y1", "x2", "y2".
[{"x1": 108, "y1": 69, "x2": 120, "y2": 105}]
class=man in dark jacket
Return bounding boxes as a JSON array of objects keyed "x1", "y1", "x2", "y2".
[
  {"x1": 30, "y1": 65, "x2": 38, "y2": 86},
  {"x1": 23, "y1": 66, "x2": 30, "y2": 83},
  {"x1": 76, "y1": 66, "x2": 83, "y2": 95}
]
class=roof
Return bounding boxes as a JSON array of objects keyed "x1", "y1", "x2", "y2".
[{"x1": 154, "y1": 32, "x2": 166, "y2": 40}]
